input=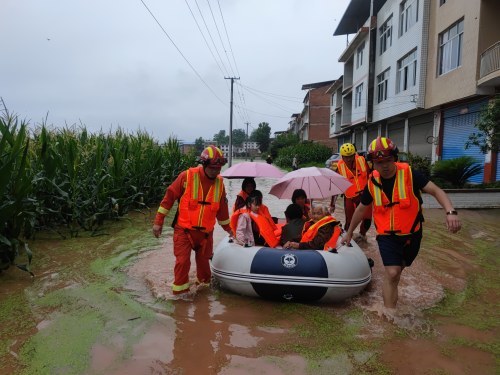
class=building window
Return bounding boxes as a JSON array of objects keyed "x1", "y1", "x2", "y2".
[
  {"x1": 355, "y1": 83, "x2": 364, "y2": 107},
  {"x1": 400, "y1": 0, "x2": 418, "y2": 36},
  {"x1": 396, "y1": 49, "x2": 417, "y2": 93},
  {"x1": 438, "y1": 19, "x2": 464, "y2": 75},
  {"x1": 377, "y1": 68, "x2": 390, "y2": 103},
  {"x1": 379, "y1": 15, "x2": 393, "y2": 55},
  {"x1": 356, "y1": 42, "x2": 365, "y2": 69},
  {"x1": 330, "y1": 113, "x2": 335, "y2": 128},
  {"x1": 331, "y1": 94, "x2": 335, "y2": 107},
  {"x1": 439, "y1": 0, "x2": 446, "y2": 5}
]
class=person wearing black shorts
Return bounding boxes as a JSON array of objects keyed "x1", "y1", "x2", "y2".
[{"x1": 342, "y1": 137, "x2": 461, "y2": 309}]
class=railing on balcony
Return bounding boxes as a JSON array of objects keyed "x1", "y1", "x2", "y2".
[{"x1": 480, "y1": 41, "x2": 500, "y2": 79}]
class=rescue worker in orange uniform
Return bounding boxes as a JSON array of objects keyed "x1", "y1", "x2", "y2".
[
  {"x1": 337, "y1": 143, "x2": 372, "y2": 243},
  {"x1": 343, "y1": 137, "x2": 461, "y2": 309},
  {"x1": 283, "y1": 203, "x2": 341, "y2": 250},
  {"x1": 152, "y1": 145, "x2": 233, "y2": 295}
]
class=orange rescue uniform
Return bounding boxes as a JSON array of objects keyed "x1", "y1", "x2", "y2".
[
  {"x1": 300, "y1": 216, "x2": 341, "y2": 250},
  {"x1": 155, "y1": 166, "x2": 231, "y2": 294}
]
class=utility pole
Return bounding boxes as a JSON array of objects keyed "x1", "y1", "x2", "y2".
[
  {"x1": 245, "y1": 122, "x2": 250, "y2": 160},
  {"x1": 225, "y1": 76, "x2": 240, "y2": 167}
]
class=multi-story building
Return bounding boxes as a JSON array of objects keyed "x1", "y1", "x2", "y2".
[
  {"x1": 299, "y1": 80, "x2": 337, "y2": 149},
  {"x1": 331, "y1": 0, "x2": 499, "y2": 182},
  {"x1": 426, "y1": 0, "x2": 500, "y2": 182},
  {"x1": 219, "y1": 141, "x2": 261, "y2": 158}
]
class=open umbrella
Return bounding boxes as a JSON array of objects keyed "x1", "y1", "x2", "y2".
[
  {"x1": 269, "y1": 167, "x2": 352, "y2": 199},
  {"x1": 221, "y1": 161, "x2": 285, "y2": 179}
]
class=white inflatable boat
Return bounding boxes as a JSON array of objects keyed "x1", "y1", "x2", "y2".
[{"x1": 211, "y1": 236, "x2": 372, "y2": 303}]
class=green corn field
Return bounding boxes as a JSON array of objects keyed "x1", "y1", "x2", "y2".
[{"x1": 0, "y1": 109, "x2": 196, "y2": 275}]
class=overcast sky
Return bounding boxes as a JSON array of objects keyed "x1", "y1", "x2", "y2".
[{"x1": 1, "y1": 0, "x2": 351, "y2": 143}]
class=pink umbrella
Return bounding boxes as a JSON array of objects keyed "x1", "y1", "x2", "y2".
[
  {"x1": 269, "y1": 167, "x2": 352, "y2": 199},
  {"x1": 221, "y1": 161, "x2": 285, "y2": 179}
]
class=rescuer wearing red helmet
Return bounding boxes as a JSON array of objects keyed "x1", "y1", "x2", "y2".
[
  {"x1": 152, "y1": 145, "x2": 233, "y2": 296},
  {"x1": 343, "y1": 136, "x2": 461, "y2": 309},
  {"x1": 336, "y1": 143, "x2": 372, "y2": 242}
]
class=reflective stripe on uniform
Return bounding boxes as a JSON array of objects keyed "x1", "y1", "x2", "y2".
[
  {"x1": 218, "y1": 218, "x2": 230, "y2": 226},
  {"x1": 157, "y1": 206, "x2": 169, "y2": 215}
]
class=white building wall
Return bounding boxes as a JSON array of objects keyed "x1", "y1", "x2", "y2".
[
  {"x1": 351, "y1": 32, "x2": 370, "y2": 124},
  {"x1": 373, "y1": 0, "x2": 425, "y2": 122}
]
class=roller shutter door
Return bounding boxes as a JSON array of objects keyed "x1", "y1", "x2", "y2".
[
  {"x1": 442, "y1": 100, "x2": 488, "y2": 184},
  {"x1": 354, "y1": 130, "x2": 364, "y2": 151},
  {"x1": 367, "y1": 126, "x2": 378, "y2": 147},
  {"x1": 408, "y1": 113, "x2": 433, "y2": 158},
  {"x1": 496, "y1": 153, "x2": 500, "y2": 181},
  {"x1": 387, "y1": 121, "x2": 405, "y2": 148}
]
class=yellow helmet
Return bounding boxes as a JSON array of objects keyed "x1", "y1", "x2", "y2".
[{"x1": 340, "y1": 143, "x2": 356, "y2": 157}]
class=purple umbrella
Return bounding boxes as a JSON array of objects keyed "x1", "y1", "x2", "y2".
[
  {"x1": 221, "y1": 161, "x2": 285, "y2": 179},
  {"x1": 269, "y1": 167, "x2": 352, "y2": 199}
]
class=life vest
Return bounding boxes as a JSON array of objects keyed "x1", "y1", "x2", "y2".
[
  {"x1": 230, "y1": 208, "x2": 279, "y2": 248},
  {"x1": 300, "y1": 216, "x2": 341, "y2": 250},
  {"x1": 337, "y1": 155, "x2": 369, "y2": 198},
  {"x1": 367, "y1": 162, "x2": 421, "y2": 235},
  {"x1": 232, "y1": 190, "x2": 249, "y2": 212},
  {"x1": 177, "y1": 166, "x2": 223, "y2": 232}
]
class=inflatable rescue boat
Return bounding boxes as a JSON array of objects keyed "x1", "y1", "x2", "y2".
[{"x1": 211, "y1": 236, "x2": 372, "y2": 303}]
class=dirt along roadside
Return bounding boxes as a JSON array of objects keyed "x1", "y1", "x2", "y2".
[{"x1": 0, "y1": 207, "x2": 498, "y2": 374}]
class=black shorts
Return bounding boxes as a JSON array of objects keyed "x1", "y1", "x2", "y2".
[{"x1": 376, "y1": 231, "x2": 422, "y2": 267}]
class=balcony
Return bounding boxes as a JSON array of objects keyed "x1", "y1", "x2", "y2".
[{"x1": 478, "y1": 41, "x2": 500, "y2": 87}]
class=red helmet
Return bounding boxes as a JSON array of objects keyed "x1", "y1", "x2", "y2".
[
  {"x1": 199, "y1": 145, "x2": 227, "y2": 166},
  {"x1": 367, "y1": 136, "x2": 398, "y2": 161}
]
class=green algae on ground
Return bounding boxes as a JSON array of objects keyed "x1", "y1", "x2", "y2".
[{"x1": 14, "y1": 213, "x2": 163, "y2": 374}]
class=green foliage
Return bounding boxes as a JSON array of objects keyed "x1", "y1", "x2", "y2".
[
  {"x1": 250, "y1": 122, "x2": 271, "y2": 152},
  {"x1": 0, "y1": 109, "x2": 194, "y2": 274},
  {"x1": 194, "y1": 137, "x2": 204, "y2": 153},
  {"x1": 465, "y1": 95, "x2": 500, "y2": 153},
  {"x1": 232, "y1": 128, "x2": 246, "y2": 147},
  {"x1": 213, "y1": 129, "x2": 228, "y2": 145},
  {"x1": 431, "y1": 156, "x2": 483, "y2": 188},
  {"x1": 269, "y1": 132, "x2": 300, "y2": 158},
  {"x1": 407, "y1": 152, "x2": 431, "y2": 179},
  {"x1": 274, "y1": 141, "x2": 332, "y2": 168}
]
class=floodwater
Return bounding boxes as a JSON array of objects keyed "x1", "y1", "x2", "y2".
[{"x1": 1, "y1": 160, "x2": 498, "y2": 374}]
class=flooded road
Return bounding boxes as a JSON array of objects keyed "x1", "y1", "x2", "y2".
[{"x1": 0, "y1": 160, "x2": 498, "y2": 374}]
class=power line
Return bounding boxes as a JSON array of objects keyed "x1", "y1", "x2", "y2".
[
  {"x1": 238, "y1": 83, "x2": 303, "y2": 100},
  {"x1": 138, "y1": 0, "x2": 226, "y2": 106}
]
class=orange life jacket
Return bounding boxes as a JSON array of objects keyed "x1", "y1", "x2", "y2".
[
  {"x1": 177, "y1": 166, "x2": 223, "y2": 232},
  {"x1": 337, "y1": 155, "x2": 369, "y2": 198},
  {"x1": 232, "y1": 190, "x2": 249, "y2": 213},
  {"x1": 367, "y1": 162, "x2": 421, "y2": 235},
  {"x1": 230, "y1": 208, "x2": 279, "y2": 248},
  {"x1": 300, "y1": 216, "x2": 341, "y2": 250}
]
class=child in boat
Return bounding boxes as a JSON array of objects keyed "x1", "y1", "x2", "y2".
[
  {"x1": 280, "y1": 203, "x2": 306, "y2": 246},
  {"x1": 283, "y1": 203, "x2": 341, "y2": 250},
  {"x1": 234, "y1": 195, "x2": 260, "y2": 247},
  {"x1": 232, "y1": 194, "x2": 280, "y2": 248},
  {"x1": 291, "y1": 189, "x2": 311, "y2": 221},
  {"x1": 233, "y1": 177, "x2": 256, "y2": 212}
]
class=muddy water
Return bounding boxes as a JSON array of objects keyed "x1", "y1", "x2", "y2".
[{"x1": 1, "y1": 161, "x2": 498, "y2": 374}]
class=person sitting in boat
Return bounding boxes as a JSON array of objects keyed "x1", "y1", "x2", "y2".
[
  {"x1": 283, "y1": 203, "x2": 341, "y2": 251},
  {"x1": 292, "y1": 189, "x2": 311, "y2": 220},
  {"x1": 233, "y1": 177, "x2": 256, "y2": 212},
  {"x1": 251, "y1": 190, "x2": 279, "y2": 229},
  {"x1": 231, "y1": 194, "x2": 279, "y2": 248},
  {"x1": 280, "y1": 203, "x2": 306, "y2": 246}
]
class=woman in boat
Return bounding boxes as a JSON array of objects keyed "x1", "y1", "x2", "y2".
[
  {"x1": 283, "y1": 203, "x2": 341, "y2": 250},
  {"x1": 291, "y1": 188, "x2": 311, "y2": 221},
  {"x1": 233, "y1": 177, "x2": 256, "y2": 212}
]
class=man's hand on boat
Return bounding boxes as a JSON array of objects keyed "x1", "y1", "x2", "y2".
[
  {"x1": 283, "y1": 241, "x2": 299, "y2": 249},
  {"x1": 341, "y1": 232, "x2": 352, "y2": 247}
]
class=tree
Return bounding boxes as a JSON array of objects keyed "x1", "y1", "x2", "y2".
[
  {"x1": 232, "y1": 128, "x2": 246, "y2": 147},
  {"x1": 194, "y1": 137, "x2": 204, "y2": 153},
  {"x1": 250, "y1": 122, "x2": 271, "y2": 152},
  {"x1": 269, "y1": 132, "x2": 299, "y2": 157},
  {"x1": 213, "y1": 130, "x2": 229, "y2": 145},
  {"x1": 465, "y1": 96, "x2": 500, "y2": 154}
]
